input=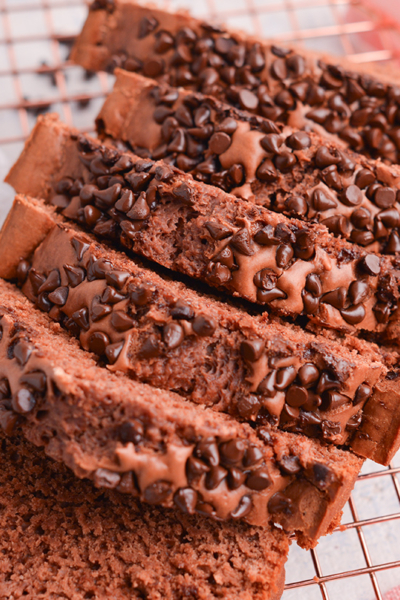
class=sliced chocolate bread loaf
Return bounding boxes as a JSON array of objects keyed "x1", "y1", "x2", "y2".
[
  {"x1": 0, "y1": 434, "x2": 288, "y2": 600},
  {"x1": 97, "y1": 69, "x2": 400, "y2": 256},
  {"x1": 6, "y1": 115, "x2": 400, "y2": 336},
  {"x1": 70, "y1": 0, "x2": 400, "y2": 165},
  {"x1": 1, "y1": 194, "x2": 399, "y2": 466},
  {"x1": 0, "y1": 277, "x2": 364, "y2": 548}
]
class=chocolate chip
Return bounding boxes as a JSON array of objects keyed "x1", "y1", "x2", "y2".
[
  {"x1": 105, "y1": 270, "x2": 130, "y2": 290},
  {"x1": 125, "y1": 171, "x2": 152, "y2": 191},
  {"x1": 240, "y1": 339, "x2": 264, "y2": 362},
  {"x1": 230, "y1": 228, "x2": 254, "y2": 256},
  {"x1": 172, "y1": 182, "x2": 195, "y2": 206},
  {"x1": 227, "y1": 467, "x2": 247, "y2": 490},
  {"x1": 110, "y1": 155, "x2": 134, "y2": 173},
  {"x1": 386, "y1": 230, "x2": 400, "y2": 253},
  {"x1": 244, "y1": 467, "x2": 271, "y2": 491},
  {"x1": 138, "y1": 15, "x2": 158, "y2": 38},
  {"x1": 125, "y1": 192, "x2": 150, "y2": 220},
  {"x1": 346, "y1": 412, "x2": 362, "y2": 431},
  {"x1": 311, "y1": 463, "x2": 336, "y2": 490},
  {"x1": 298, "y1": 364, "x2": 320, "y2": 388},
  {"x1": 51, "y1": 194, "x2": 69, "y2": 210},
  {"x1": 138, "y1": 336, "x2": 160, "y2": 359},
  {"x1": 257, "y1": 288, "x2": 287, "y2": 303},
  {"x1": 144, "y1": 480, "x2": 173, "y2": 504},
  {"x1": 377, "y1": 207, "x2": 400, "y2": 228},
  {"x1": 355, "y1": 168, "x2": 375, "y2": 189},
  {"x1": 351, "y1": 229, "x2": 375, "y2": 246},
  {"x1": 340, "y1": 185, "x2": 362, "y2": 207},
  {"x1": 118, "y1": 419, "x2": 144, "y2": 444},
  {"x1": 260, "y1": 133, "x2": 282, "y2": 154},
  {"x1": 286, "y1": 131, "x2": 311, "y2": 150},
  {"x1": 278, "y1": 456, "x2": 301, "y2": 475},
  {"x1": 88, "y1": 331, "x2": 110, "y2": 355},
  {"x1": 16, "y1": 260, "x2": 30, "y2": 286},
  {"x1": 257, "y1": 159, "x2": 279, "y2": 182},
  {"x1": 71, "y1": 238, "x2": 90, "y2": 261},
  {"x1": 64, "y1": 264, "x2": 85, "y2": 288},
  {"x1": 48, "y1": 286, "x2": 69, "y2": 306},
  {"x1": 71, "y1": 307, "x2": 90, "y2": 331},
  {"x1": 216, "y1": 117, "x2": 237, "y2": 135},
  {"x1": 315, "y1": 147, "x2": 340, "y2": 168},
  {"x1": 348, "y1": 280, "x2": 369, "y2": 305},
  {"x1": 162, "y1": 322, "x2": 184, "y2": 349},
  {"x1": 312, "y1": 189, "x2": 337, "y2": 211},
  {"x1": 205, "y1": 465, "x2": 228, "y2": 490},
  {"x1": 236, "y1": 395, "x2": 261, "y2": 419},
  {"x1": 375, "y1": 187, "x2": 396, "y2": 209},
  {"x1": 286, "y1": 385, "x2": 308, "y2": 408},
  {"x1": 115, "y1": 189, "x2": 134, "y2": 213},
  {"x1": 359, "y1": 254, "x2": 380, "y2": 276},
  {"x1": 101, "y1": 286, "x2": 126, "y2": 304},
  {"x1": 214, "y1": 246, "x2": 235, "y2": 269},
  {"x1": 286, "y1": 54, "x2": 305, "y2": 77},
  {"x1": 231, "y1": 495, "x2": 252, "y2": 519},
  {"x1": 130, "y1": 286, "x2": 152, "y2": 306},
  {"x1": 20, "y1": 371, "x2": 46, "y2": 393},
  {"x1": 143, "y1": 58, "x2": 165, "y2": 77},
  {"x1": 268, "y1": 493, "x2": 292, "y2": 514},
  {"x1": 254, "y1": 225, "x2": 278, "y2": 245},
  {"x1": 205, "y1": 221, "x2": 232, "y2": 240},
  {"x1": 0, "y1": 407, "x2": 18, "y2": 435},
  {"x1": 110, "y1": 311, "x2": 134, "y2": 332},
  {"x1": 219, "y1": 439, "x2": 246, "y2": 466},
  {"x1": 38, "y1": 269, "x2": 61, "y2": 294},
  {"x1": 254, "y1": 268, "x2": 277, "y2": 290},
  {"x1": 271, "y1": 57, "x2": 287, "y2": 80},
  {"x1": 174, "y1": 488, "x2": 198, "y2": 514},
  {"x1": 316, "y1": 371, "x2": 340, "y2": 395},
  {"x1": 238, "y1": 89, "x2": 259, "y2": 111},
  {"x1": 275, "y1": 244, "x2": 293, "y2": 269},
  {"x1": 36, "y1": 292, "x2": 52, "y2": 313},
  {"x1": 321, "y1": 287, "x2": 347, "y2": 309},
  {"x1": 248, "y1": 42, "x2": 265, "y2": 72},
  {"x1": 274, "y1": 152, "x2": 297, "y2": 172},
  {"x1": 28, "y1": 269, "x2": 45, "y2": 295},
  {"x1": 340, "y1": 304, "x2": 366, "y2": 325},
  {"x1": 105, "y1": 341, "x2": 124, "y2": 365},
  {"x1": 351, "y1": 207, "x2": 371, "y2": 229},
  {"x1": 12, "y1": 389, "x2": 36, "y2": 414},
  {"x1": 208, "y1": 131, "x2": 231, "y2": 155},
  {"x1": 186, "y1": 456, "x2": 209, "y2": 483},
  {"x1": 275, "y1": 366, "x2": 297, "y2": 391},
  {"x1": 13, "y1": 340, "x2": 32, "y2": 366},
  {"x1": 322, "y1": 390, "x2": 350, "y2": 410},
  {"x1": 354, "y1": 383, "x2": 372, "y2": 405},
  {"x1": 195, "y1": 438, "x2": 219, "y2": 467},
  {"x1": 192, "y1": 315, "x2": 216, "y2": 337}
]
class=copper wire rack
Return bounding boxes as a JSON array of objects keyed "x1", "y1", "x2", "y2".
[{"x1": 0, "y1": 0, "x2": 400, "y2": 598}]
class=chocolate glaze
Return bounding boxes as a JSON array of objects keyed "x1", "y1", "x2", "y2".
[{"x1": 0, "y1": 278, "x2": 363, "y2": 547}]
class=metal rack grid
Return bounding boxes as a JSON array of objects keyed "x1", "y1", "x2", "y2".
[{"x1": 0, "y1": 0, "x2": 400, "y2": 598}]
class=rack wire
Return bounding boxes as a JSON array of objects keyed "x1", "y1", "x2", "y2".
[{"x1": 0, "y1": 0, "x2": 400, "y2": 598}]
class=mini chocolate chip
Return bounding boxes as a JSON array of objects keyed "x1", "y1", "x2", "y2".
[
  {"x1": 105, "y1": 341, "x2": 125, "y2": 365},
  {"x1": 286, "y1": 131, "x2": 311, "y2": 150},
  {"x1": 47, "y1": 286, "x2": 69, "y2": 306},
  {"x1": 110, "y1": 311, "x2": 134, "y2": 332},
  {"x1": 341, "y1": 185, "x2": 363, "y2": 207},
  {"x1": 195, "y1": 438, "x2": 219, "y2": 467},
  {"x1": 130, "y1": 286, "x2": 152, "y2": 306},
  {"x1": 163, "y1": 322, "x2": 185, "y2": 349},
  {"x1": 298, "y1": 364, "x2": 320, "y2": 388},
  {"x1": 230, "y1": 228, "x2": 254, "y2": 256},
  {"x1": 192, "y1": 315, "x2": 216, "y2": 337},
  {"x1": 174, "y1": 488, "x2": 198, "y2": 514},
  {"x1": 276, "y1": 244, "x2": 293, "y2": 269},
  {"x1": 257, "y1": 159, "x2": 279, "y2": 182},
  {"x1": 275, "y1": 366, "x2": 297, "y2": 391},
  {"x1": 71, "y1": 238, "x2": 90, "y2": 261},
  {"x1": 231, "y1": 495, "x2": 253, "y2": 519},
  {"x1": 20, "y1": 371, "x2": 46, "y2": 393},
  {"x1": 219, "y1": 439, "x2": 246, "y2": 466},
  {"x1": 278, "y1": 456, "x2": 301, "y2": 475},
  {"x1": 286, "y1": 385, "x2": 308, "y2": 408},
  {"x1": 268, "y1": 493, "x2": 293, "y2": 514},
  {"x1": 355, "y1": 168, "x2": 376, "y2": 189},
  {"x1": 359, "y1": 254, "x2": 380, "y2": 275},
  {"x1": 354, "y1": 383, "x2": 372, "y2": 405},
  {"x1": 205, "y1": 465, "x2": 228, "y2": 490},
  {"x1": 348, "y1": 281, "x2": 369, "y2": 305},
  {"x1": 312, "y1": 189, "x2": 337, "y2": 211},
  {"x1": 340, "y1": 304, "x2": 366, "y2": 325},
  {"x1": 138, "y1": 336, "x2": 160, "y2": 359},
  {"x1": 246, "y1": 468, "x2": 271, "y2": 491},
  {"x1": 71, "y1": 307, "x2": 90, "y2": 331},
  {"x1": 64, "y1": 264, "x2": 85, "y2": 288},
  {"x1": 321, "y1": 287, "x2": 347, "y2": 309},
  {"x1": 144, "y1": 480, "x2": 172, "y2": 504},
  {"x1": 13, "y1": 340, "x2": 32, "y2": 366},
  {"x1": 238, "y1": 89, "x2": 259, "y2": 111},
  {"x1": 88, "y1": 331, "x2": 110, "y2": 355},
  {"x1": 240, "y1": 339, "x2": 264, "y2": 362},
  {"x1": 205, "y1": 221, "x2": 232, "y2": 240},
  {"x1": 236, "y1": 395, "x2": 261, "y2": 419},
  {"x1": 12, "y1": 388, "x2": 36, "y2": 414},
  {"x1": 38, "y1": 269, "x2": 61, "y2": 294}
]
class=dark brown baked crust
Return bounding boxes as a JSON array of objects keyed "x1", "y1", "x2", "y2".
[
  {"x1": 0, "y1": 277, "x2": 364, "y2": 546},
  {"x1": 71, "y1": 0, "x2": 400, "y2": 167},
  {"x1": 6, "y1": 114, "x2": 400, "y2": 338},
  {"x1": 2, "y1": 194, "x2": 398, "y2": 464},
  {"x1": 97, "y1": 69, "x2": 400, "y2": 256},
  {"x1": 0, "y1": 433, "x2": 288, "y2": 600}
]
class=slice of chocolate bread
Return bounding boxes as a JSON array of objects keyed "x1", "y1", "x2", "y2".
[
  {"x1": 1, "y1": 194, "x2": 399, "y2": 466},
  {"x1": 0, "y1": 277, "x2": 364, "y2": 548},
  {"x1": 0, "y1": 434, "x2": 288, "y2": 600},
  {"x1": 96, "y1": 69, "x2": 400, "y2": 255},
  {"x1": 70, "y1": 0, "x2": 400, "y2": 165},
  {"x1": 6, "y1": 115, "x2": 400, "y2": 337}
]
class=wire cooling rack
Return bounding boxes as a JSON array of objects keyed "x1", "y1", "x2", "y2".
[{"x1": 0, "y1": 0, "x2": 400, "y2": 598}]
